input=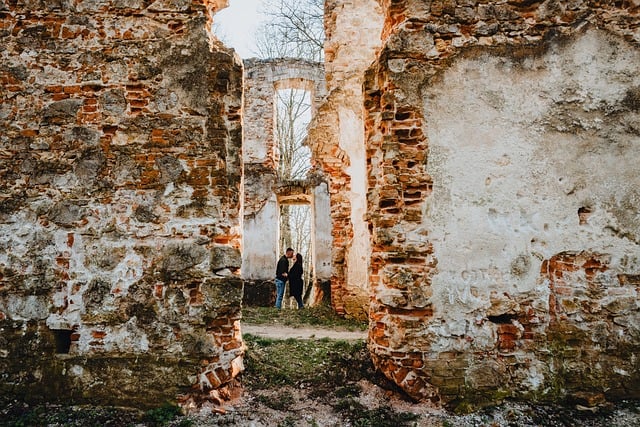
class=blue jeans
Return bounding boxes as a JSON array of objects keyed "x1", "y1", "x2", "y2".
[{"x1": 275, "y1": 278, "x2": 286, "y2": 309}]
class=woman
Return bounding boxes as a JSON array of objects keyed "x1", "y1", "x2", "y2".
[{"x1": 288, "y1": 253, "x2": 305, "y2": 309}]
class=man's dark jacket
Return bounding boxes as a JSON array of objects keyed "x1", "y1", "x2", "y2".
[{"x1": 276, "y1": 255, "x2": 289, "y2": 281}]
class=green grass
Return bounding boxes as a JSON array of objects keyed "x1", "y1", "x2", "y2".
[
  {"x1": 242, "y1": 334, "x2": 419, "y2": 426},
  {"x1": 143, "y1": 403, "x2": 183, "y2": 426},
  {"x1": 242, "y1": 334, "x2": 373, "y2": 390},
  {"x1": 241, "y1": 305, "x2": 368, "y2": 331},
  {"x1": 0, "y1": 404, "x2": 143, "y2": 427}
]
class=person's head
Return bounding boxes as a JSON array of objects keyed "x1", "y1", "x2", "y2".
[
  {"x1": 295, "y1": 253, "x2": 303, "y2": 264},
  {"x1": 286, "y1": 248, "x2": 294, "y2": 258}
]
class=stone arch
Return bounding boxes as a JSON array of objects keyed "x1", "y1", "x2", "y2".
[{"x1": 243, "y1": 58, "x2": 325, "y2": 167}]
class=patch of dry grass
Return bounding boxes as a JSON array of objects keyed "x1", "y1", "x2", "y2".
[{"x1": 241, "y1": 305, "x2": 368, "y2": 331}]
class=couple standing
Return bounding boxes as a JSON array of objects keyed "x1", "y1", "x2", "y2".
[{"x1": 275, "y1": 247, "x2": 305, "y2": 309}]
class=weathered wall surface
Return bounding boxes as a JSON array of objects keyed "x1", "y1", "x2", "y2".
[
  {"x1": 308, "y1": 0, "x2": 384, "y2": 319},
  {"x1": 0, "y1": 0, "x2": 243, "y2": 409},
  {"x1": 365, "y1": 1, "x2": 640, "y2": 409}
]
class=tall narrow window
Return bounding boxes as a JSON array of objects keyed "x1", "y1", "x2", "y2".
[{"x1": 275, "y1": 88, "x2": 312, "y2": 180}]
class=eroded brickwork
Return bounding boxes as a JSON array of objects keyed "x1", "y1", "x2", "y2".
[
  {"x1": 0, "y1": 0, "x2": 243, "y2": 409},
  {"x1": 365, "y1": 1, "x2": 640, "y2": 409},
  {"x1": 308, "y1": 0, "x2": 384, "y2": 319}
]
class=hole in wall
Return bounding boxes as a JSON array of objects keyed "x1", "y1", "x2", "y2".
[
  {"x1": 53, "y1": 329, "x2": 73, "y2": 354},
  {"x1": 278, "y1": 203, "x2": 313, "y2": 306},
  {"x1": 487, "y1": 314, "x2": 516, "y2": 324},
  {"x1": 275, "y1": 88, "x2": 312, "y2": 180},
  {"x1": 211, "y1": 0, "x2": 266, "y2": 58},
  {"x1": 578, "y1": 206, "x2": 592, "y2": 225}
]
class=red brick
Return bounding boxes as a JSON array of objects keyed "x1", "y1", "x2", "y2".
[
  {"x1": 20, "y1": 129, "x2": 38, "y2": 137},
  {"x1": 187, "y1": 168, "x2": 210, "y2": 185},
  {"x1": 91, "y1": 330, "x2": 107, "y2": 339}
]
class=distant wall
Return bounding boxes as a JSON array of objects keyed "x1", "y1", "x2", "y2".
[
  {"x1": 365, "y1": 1, "x2": 640, "y2": 409},
  {"x1": 241, "y1": 58, "x2": 330, "y2": 302},
  {"x1": 0, "y1": 0, "x2": 244, "y2": 408}
]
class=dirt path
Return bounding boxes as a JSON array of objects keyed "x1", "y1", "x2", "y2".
[{"x1": 241, "y1": 324, "x2": 368, "y2": 341}]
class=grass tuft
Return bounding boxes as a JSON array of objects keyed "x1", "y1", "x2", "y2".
[{"x1": 143, "y1": 403, "x2": 183, "y2": 426}]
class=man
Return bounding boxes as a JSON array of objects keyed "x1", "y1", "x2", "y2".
[{"x1": 275, "y1": 247, "x2": 294, "y2": 309}]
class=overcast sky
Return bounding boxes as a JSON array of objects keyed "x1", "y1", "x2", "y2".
[{"x1": 214, "y1": 0, "x2": 266, "y2": 58}]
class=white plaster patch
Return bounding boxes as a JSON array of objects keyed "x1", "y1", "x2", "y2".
[
  {"x1": 75, "y1": 319, "x2": 150, "y2": 354},
  {"x1": 339, "y1": 107, "x2": 371, "y2": 290},
  {"x1": 242, "y1": 194, "x2": 278, "y2": 280},
  {"x1": 423, "y1": 29, "x2": 640, "y2": 321},
  {"x1": 313, "y1": 182, "x2": 333, "y2": 280},
  {"x1": 70, "y1": 365, "x2": 85, "y2": 377},
  {"x1": 523, "y1": 363, "x2": 546, "y2": 390},
  {"x1": 5, "y1": 295, "x2": 49, "y2": 321}
]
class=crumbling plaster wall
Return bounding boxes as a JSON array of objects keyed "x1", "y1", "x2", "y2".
[
  {"x1": 364, "y1": 1, "x2": 640, "y2": 409},
  {"x1": 308, "y1": 0, "x2": 384, "y2": 319},
  {"x1": 0, "y1": 0, "x2": 243, "y2": 409},
  {"x1": 242, "y1": 58, "x2": 328, "y2": 290}
]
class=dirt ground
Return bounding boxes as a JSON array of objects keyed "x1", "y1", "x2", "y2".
[
  {"x1": 197, "y1": 380, "x2": 640, "y2": 427},
  {"x1": 241, "y1": 324, "x2": 367, "y2": 341},
  {"x1": 202, "y1": 325, "x2": 640, "y2": 427}
]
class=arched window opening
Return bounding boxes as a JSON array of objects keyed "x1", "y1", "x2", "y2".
[{"x1": 275, "y1": 88, "x2": 312, "y2": 180}]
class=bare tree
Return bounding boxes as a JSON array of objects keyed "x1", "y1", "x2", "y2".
[
  {"x1": 276, "y1": 88, "x2": 312, "y2": 180},
  {"x1": 254, "y1": 0, "x2": 324, "y2": 61}
]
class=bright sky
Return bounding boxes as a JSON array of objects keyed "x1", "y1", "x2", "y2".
[{"x1": 214, "y1": 0, "x2": 267, "y2": 58}]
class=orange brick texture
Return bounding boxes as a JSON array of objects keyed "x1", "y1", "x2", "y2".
[
  {"x1": 364, "y1": 0, "x2": 640, "y2": 409},
  {"x1": 0, "y1": 0, "x2": 244, "y2": 410}
]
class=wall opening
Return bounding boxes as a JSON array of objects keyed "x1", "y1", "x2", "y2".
[
  {"x1": 53, "y1": 329, "x2": 72, "y2": 354},
  {"x1": 210, "y1": 0, "x2": 266, "y2": 58},
  {"x1": 274, "y1": 88, "x2": 312, "y2": 180},
  {"x1": 241, "y1": 59, "x2": 329, "y2": 308},
  {"x1": 278, "y1": 202, "x2": 313, "y2": 305}
]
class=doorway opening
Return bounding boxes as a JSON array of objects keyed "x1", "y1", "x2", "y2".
[
  {"x1": 278, "y1": 202, "x2": 313, "y2": 306},
  {"x1": 274, "y1": 84, "x2": 313, "y2": 306}
]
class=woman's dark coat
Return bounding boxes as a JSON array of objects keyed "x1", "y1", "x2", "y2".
[{"x1": 288, "y1": 262, "x2": 303, "y2": 299}]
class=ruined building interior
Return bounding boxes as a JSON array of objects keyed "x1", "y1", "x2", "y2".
[{"x1": 0, "y1": 0, "x2": 639, "y2": 413}]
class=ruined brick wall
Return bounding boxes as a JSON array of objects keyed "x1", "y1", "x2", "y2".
[
  {"x1": 365, "y1": 1, "x2": 640, "y2": 409},
  {"x1": 308, "y1": 0, "x2": 384, "y2": 319},
  {"x1": 0, "y1": 0, "x2": 243, "y2": 409}
]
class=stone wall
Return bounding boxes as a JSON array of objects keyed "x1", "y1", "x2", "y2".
[
  {"x1": 0, "y1": 0, "x2": 243, "y2": 409},
  {"x1": 308, "y1": 0, "x2": 384, "y2": 319},
  {"x1": 364, "y1": 1, "x2": 640, "y2": 409}
]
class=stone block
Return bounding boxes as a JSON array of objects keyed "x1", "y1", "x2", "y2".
[{"x1": 210, "y1": 246, "x2": 241, "y2": 272}]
